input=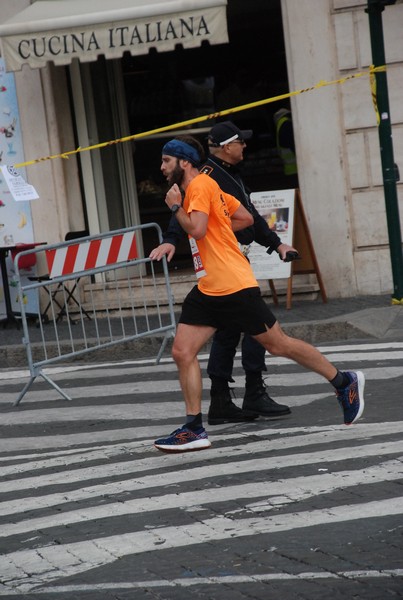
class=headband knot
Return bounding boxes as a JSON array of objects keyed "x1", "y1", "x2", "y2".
[{"x1": 162, "y1": 139, "x2": 200, "y2": 165}]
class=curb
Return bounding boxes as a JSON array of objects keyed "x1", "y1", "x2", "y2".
[{"x1": 0, "y1": 320, "x2": 370, "y2": 369}]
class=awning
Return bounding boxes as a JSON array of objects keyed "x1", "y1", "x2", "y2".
[{"x1": 0, "y1": 0, "x2": 228, "y2": 72}]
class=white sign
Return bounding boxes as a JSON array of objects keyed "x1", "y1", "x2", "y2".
[
  {"x1": 247, "y1": 189, "x2": 296, "y2": 280},
  {"x1": 0, "y1": 4, "x2": 228, "y2": 71},
  {"x1": 0, "y1": 165, "x2": 39, "y2": 201}
]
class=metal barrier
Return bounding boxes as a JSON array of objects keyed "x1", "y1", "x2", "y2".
[{"x1": 12, "y1": 224, "x2": 176, "y2": 405}]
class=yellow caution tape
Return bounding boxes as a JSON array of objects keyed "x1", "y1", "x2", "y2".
[{"x1": 14, "y1": 65, "x2": 386, "y2": 169}]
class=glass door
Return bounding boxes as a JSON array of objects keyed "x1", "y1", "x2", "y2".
[{"x1": 69, "y1": 57, "x2": 142, "y2": 245}]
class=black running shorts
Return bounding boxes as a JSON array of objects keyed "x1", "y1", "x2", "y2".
[{"x1": 178, "y1": 286, "x2": 277, "y2": 335}]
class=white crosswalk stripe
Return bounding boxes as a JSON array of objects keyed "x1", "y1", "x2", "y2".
[{"x1": 0, "y1": 341, "x2": 402, "y2": 596}]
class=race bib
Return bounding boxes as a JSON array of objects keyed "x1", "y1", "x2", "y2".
[{"x1": 189, "y1": 237, "x2": 206, "y2": 279}]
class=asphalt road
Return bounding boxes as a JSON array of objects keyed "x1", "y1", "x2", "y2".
[{"x1": 0, "y1": 339, "x2": 402, "y2": 599}]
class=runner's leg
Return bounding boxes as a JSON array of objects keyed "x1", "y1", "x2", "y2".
[
  {"x1": 172, "y1": 323, "x2": 217, "y2": 414},
  {"x1": 253, "y1": 321, "x2": 338, "y2": 381}
]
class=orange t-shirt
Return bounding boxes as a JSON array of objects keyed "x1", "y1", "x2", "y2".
[{"x1": 184, "y1": 173, "x2": 258, "y2": 296}]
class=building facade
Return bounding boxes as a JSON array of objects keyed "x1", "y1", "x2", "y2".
[{"x1": 0, "y1": 0, "x2": 402, "y2": 301}]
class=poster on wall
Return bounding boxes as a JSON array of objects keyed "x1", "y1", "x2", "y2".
[
  {"x1": 246, "y1": 189, "x2": 296, "y2": 280},
  {"x1": 0, "y1": 58, "x2": 39, "y2": 319}
]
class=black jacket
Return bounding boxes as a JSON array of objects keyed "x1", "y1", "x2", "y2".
[{"x1": 162, "y1": 155, "x2": 282, "y2": 252}]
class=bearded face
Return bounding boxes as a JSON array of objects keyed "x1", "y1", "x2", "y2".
[{"x1": 166, "y1": 160, "x2": 185, "y2": 187}]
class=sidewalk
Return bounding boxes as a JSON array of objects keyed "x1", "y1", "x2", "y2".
[{"x1": 1, "y1": 293, "x2": 403, "y2": 368}]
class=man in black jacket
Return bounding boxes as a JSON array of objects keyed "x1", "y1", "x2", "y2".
[{"x1": 151, "y1": 121, "x2": 296, "y2": 424}]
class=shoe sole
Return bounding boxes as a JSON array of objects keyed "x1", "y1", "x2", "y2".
[
  {"x1": 242, "y1": 408, "x2": 291, "y2": 417},
  {"x1": 154, "y1": 439, "x2": 212, "y2": 452},
  {"x1": 346, "y1": 370, "x2": 365, "y2": 425},
  {"x1": 208, "y1": 416, "x2": 258, "y2": 425}
]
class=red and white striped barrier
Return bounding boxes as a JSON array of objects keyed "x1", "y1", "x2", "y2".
[
  {"x1": 45, "y1": 231, "x2": 138, "y2": 278},
  {"x1": 12, "y1": 223, "x2": 176, "y2": 405}
]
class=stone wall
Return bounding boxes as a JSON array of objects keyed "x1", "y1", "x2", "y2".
[{"x1": 282, "y1": 0, "x2": 402, "y2": 296}]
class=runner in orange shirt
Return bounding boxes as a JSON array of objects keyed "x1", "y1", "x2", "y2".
[
  {"x1": 179, "y1": 173, "x2": 257, "y2": 296},
  {"x1": 151, "y1": 136, "x2": 365, "y2": 452}
]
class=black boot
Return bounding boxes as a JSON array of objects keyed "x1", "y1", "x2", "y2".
[
  {"x1": 242, "y1": 374, "x2": 291, "y2": 417},
  {"x1": 208, "y1": 388, "x2": 258, "y2": 425}
]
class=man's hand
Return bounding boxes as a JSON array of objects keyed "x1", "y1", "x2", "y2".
[
  {"x1": 276, "y1": 243, "x2": 299, "y2": 261},
  {"x1": 149, "y1": 243, "x2": 176, "y2": 262},
  {"x1": 165, "y1": 184, "x2": 182, "y2": 210}
]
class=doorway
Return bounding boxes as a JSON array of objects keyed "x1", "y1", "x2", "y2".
[
  {"x1": 69, "y1": 57, "x2": 141, "y2": 241},
  {"x1": 122, "y1": 0, "x2": 294, "y2": 271}
]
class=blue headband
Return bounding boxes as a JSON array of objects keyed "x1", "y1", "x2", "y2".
[{"x1": 162, "y1": 139, "x2": 200, "y2": 165}]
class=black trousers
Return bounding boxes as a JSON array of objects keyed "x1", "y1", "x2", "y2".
[{"x1": 207, "y1": 329, "x2": 267, "y2": 381}]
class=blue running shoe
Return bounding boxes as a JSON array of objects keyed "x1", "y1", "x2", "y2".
[
  {"x1": 336, "y1": 371, "x2": 365, "y2": 425},
  {"x1": 154, "y1": 426, "x2": 211, "y2": 452}
]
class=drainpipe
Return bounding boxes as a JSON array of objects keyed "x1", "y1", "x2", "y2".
[{"x1": 366, "y1": 0, "x2": 403, "y2": 302}]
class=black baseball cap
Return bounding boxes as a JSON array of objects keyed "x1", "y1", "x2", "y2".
[{"x1": 208, "y1": 121, "x2": 253, "y2": 146}]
